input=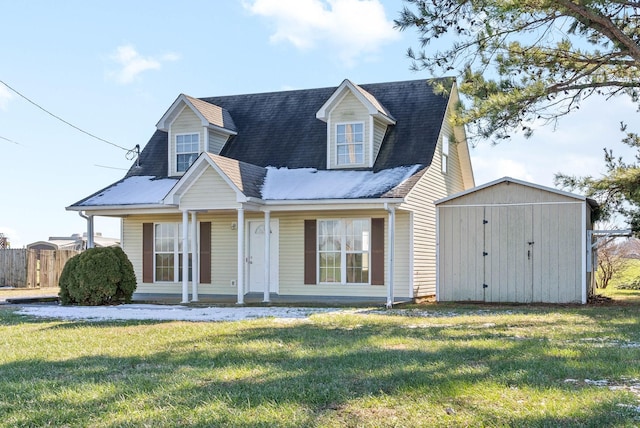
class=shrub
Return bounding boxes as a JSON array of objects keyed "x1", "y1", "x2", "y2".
[
  {"x1": 58, "y1": 247, "x2": 137, "y2": 306},
  {"x1": 616, "y1": 278, "x2": 640, "y2": 290}
]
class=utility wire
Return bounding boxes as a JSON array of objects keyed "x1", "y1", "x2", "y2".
[
  {"x1": 0, "y1": 79, "x2": 130, "y2": 152},
  {"x1": 0, "y1": 135, "x2": 21, "y2": 145}
]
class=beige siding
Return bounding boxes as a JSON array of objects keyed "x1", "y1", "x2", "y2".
[
  {"x1": 124, "y1": 213, "x2": 239, "y2": 296},
  {"x1": 372, "y1": 118, "x2": 387, "y2": 163},
  {"x1": 328, "y1": 92, "x2": 371, "y2": 169},
  {"x1": 124, "y1": 210, "x2": 412, "y2": 300},
  {"x1": 277, "y1": 210, "x2": 411, "y2": 298},
  {"x1": 169, "y1": 107, "x2": 204, "y2": 176},
  {"x1": 403, "y1": 117, "x2": 469, "y2": 298},
  {"x1": 180, "y1": 168, "x2": 239, "y2": 210},
  {"x1": 208, "y1": 129, "x2": 228, "y2": 155}
]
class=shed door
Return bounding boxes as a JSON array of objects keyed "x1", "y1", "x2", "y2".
[{"x1": 484, "y1": 206, "x2": 534, "y2": 303}]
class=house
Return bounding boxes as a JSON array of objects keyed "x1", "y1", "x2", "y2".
[
  {"x1": 67, "y1": 78, "x2": 474, "y2": 306},
  {"x1": 27, "y1": 232, "x2": 120, "y2": 252},
  {"x1": 435, "y1": 177, "x2": 598, "y2": 304}
]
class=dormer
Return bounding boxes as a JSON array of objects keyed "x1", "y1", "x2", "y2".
[
  {"x1": 316, "y1": 79, "x2": 396, "y2": 169},
  {"x1": 157, "y1": 94, "x2": 237, "y2": 176}
]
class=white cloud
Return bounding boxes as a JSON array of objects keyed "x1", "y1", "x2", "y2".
[
  {"x1": 0, "y1": 84, "x2": 13, "y2": 110},
  {"x1": 244, "y1": 0, "x2": 400, "y2": 67},
  {"x1": 107, "y1": 45, "x2": 179, "y2": 84}
]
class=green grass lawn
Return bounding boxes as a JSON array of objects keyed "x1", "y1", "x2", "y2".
[{"x1": 1, "y1": 299, "x2": 640, "y2": 427}]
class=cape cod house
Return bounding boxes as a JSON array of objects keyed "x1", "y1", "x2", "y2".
[{"x1": 67, "y1": 79, "x2": 474, "y2": 306}]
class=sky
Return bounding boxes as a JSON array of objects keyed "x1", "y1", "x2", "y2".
[{"x1": 0, "y1": 0, "x2": 637, "y2": 248}]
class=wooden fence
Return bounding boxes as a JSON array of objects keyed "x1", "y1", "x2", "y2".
[{"x1": 0, "y1": 249, "x2": 80, "y2": 288}]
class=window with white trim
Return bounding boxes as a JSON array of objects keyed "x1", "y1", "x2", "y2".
[
  {"x1": 154, "y1": 223, "x2": 192, "y2": 282},
  {"x1": 318, "y1": 219, "x2": 370, "y2": 284},
  {"x1": 176, "y1": 133, "x2": 200, "y2": 173},
  {"x1": 336, "y1": 122, "x2": 364, "y2": 165},
  {"x1": 441, "y1": 135, "x2": 450, "y2": 174}
]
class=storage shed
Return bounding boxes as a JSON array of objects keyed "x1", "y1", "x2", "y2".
[{"x1": 435, "y1": 177, "x2": 598, "y2": 304}]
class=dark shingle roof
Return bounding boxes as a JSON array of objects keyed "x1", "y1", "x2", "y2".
[{"x1": 124, "y1": 78, "x2": 451, "y2": 177}]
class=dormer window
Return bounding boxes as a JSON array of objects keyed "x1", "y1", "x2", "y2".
[
  {"x1": 336, "y1": 122, "x2": 364, "y2": 166},
  {"x1": 176, "y1": 133, "x2": 199, "y2": 172}
]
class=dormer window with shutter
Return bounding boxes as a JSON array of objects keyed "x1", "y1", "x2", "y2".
[{"x1": 316, "y1": 80, "x2": 396, "y2": 170}]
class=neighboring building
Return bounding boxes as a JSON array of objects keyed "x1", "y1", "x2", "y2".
[
  {"x1": 27, "y1": 233, "x2": 120, "y2": 252},
  {"x1": 67, "y1": 78, "x2": 474, "y2": 305},
  {"x1": 436, "y1": 177, "x2": 598, "y2": 304}
]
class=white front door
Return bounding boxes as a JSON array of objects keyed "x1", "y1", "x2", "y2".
[{"x1": 248, "y1": 220, "x2": 279, "y2": 293}]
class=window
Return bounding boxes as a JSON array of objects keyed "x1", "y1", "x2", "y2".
[
  {"x1": 176, "y1": 133, "x2": 200, "y2": 173},
  {"x1": 336, "y1": 123, "x2": 364, "y2": 165},
  {"x1": 441, "y1": 135, "x2": 449, "y2": 174},
  {"x1": 318, "y1": 219, "x2": 370, "y2": 284},
  {"x1": 154, "y1": 223, "x2": 192, "y2": 282}
]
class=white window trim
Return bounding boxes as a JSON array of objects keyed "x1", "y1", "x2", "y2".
[
  {"x1": 153, "y1": 222, "x2": 193, "y2": 283},
  {"x1": 335, "y1": 121, "x2": 366, "y2": 167},
  {"x1": 175, "y1": 132, "x2": 200, "y2": 174},
  {"x1": 441, "y1": 135, "x2": 450, "y2": 175},
  {"x1": 317, "y1": 218, "x2": 371, "y2": 285}
]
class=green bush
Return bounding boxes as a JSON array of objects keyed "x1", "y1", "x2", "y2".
[
  {"x1": 616, "y1": 278, "x2": 640, "y2": 290},
  {"x1": 58, "y1": 247, "x2": 137, "y2": 306}
]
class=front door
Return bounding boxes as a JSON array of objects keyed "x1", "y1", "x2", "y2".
[{"x1": 248, "y1": 220, "x2": 279, "y2": 293}]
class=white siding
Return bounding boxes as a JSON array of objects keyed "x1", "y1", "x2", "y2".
[{"x1": 169, "y1": 107, "x2": 204, "y2": 176}]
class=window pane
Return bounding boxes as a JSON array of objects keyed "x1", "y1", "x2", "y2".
[
  {"x1": 346, "y1": 253, "x2": 369, "y2": 283},
  {"x1": 155, "y1": 254, "x2": 174, "y2": 282},
  {"x1": 176, "y1": 134, "x2": 199, "y2": 172},
  {"x1": 319, "y1": 252, "x2": 341, "y2": 283},
  {"x1": 155, "y1": 224, "x2": 174, "y2": 252},
  {"x1": 178, "y1": 253, "x2": 193, "y2": 281}
]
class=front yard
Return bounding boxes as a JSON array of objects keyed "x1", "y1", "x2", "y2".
[{"x1": 0, "y1": 291, "x2": 639, "y2": 427}]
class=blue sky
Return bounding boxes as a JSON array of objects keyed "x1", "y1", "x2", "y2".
[{"x1": 0, "y1": 0, "x2": 636, "y2": 248}]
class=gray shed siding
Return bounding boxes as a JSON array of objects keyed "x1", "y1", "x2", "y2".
[{"x1": 437, "y1": 180, "x2": 590, "y2": 304}]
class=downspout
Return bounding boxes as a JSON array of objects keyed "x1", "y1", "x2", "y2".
[
  {"x1": 384, "y1": 203, "x2": 396, "y2": 308},
  {"x1": 78, "y1": 211, "x2": 94, "y2": 249}
]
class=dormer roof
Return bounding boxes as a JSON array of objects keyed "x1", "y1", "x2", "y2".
[
  {"x1": 316, "y1": 79, "x2": 396, "y2": 125},
  {"x1": 156, "y1": 93, "x2": 237, "y2": 134}
]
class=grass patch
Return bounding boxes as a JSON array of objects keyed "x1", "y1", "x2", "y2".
[{"x1": 1, "y1": 303, "x2": 640, "y2": 427}]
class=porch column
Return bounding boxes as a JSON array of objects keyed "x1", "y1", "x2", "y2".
[
  {"x1": 385, "y1": 204, "x2": 396, "y2": 308},
  {"x1": 181, "y1": 210, "x2": 189, "y2": 304},
  {"x1": 237, "y1": 207, "x2": 245, "y2": 304},
  {"x1": 263, "y1": 210, "x2": 271, "y2": 303},
  {"x1": 191, "y1": 211, "x2": 199, "y2": 302}
]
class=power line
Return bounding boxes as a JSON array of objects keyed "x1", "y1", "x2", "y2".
[
  {"x1": 0, "y1": 79, "x2": 130, "y2": 152},
  {"x1": 0, "y1": 135, "x2": 21, "y2": 145}
]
